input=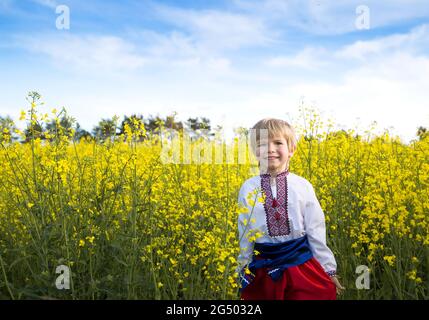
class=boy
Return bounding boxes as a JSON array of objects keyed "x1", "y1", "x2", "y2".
[{"x1": 237, "y1": 118, "x2": 344, "y2": 300}]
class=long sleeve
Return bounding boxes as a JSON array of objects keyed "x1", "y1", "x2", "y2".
[
  {"x1": 236, "y1": 185, "x2": 255, "y2": 274},
  {"x1": 303, "y1": 182, "x2": 337, "y2": 277}
]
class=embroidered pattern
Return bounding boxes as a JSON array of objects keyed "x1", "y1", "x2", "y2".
[
  {"x1": 261, "y1": 170, "x2": 291, "y2": 237},
  {"x1": 326, "y1": 270, "x2": 337, "y2": 277}
]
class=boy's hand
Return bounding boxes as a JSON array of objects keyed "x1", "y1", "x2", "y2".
[{"x1": 331, "y1": 275, "x2": 345, "y2": 295}]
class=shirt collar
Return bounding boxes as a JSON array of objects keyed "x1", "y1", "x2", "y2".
[{"x1": 260, "y1": 168, "x2": 289, "y2": 179}]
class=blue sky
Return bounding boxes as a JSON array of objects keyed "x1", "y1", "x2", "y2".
[{"x1": 1, "y1": 0, "x2": 429, "y2": 143}]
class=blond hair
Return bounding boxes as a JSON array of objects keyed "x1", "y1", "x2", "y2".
[{"x1": 250, "y1": 118, "x2": 297, "y2": 155}]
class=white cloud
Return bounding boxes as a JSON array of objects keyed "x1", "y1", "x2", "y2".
[
  {"x1": 153, "y1": 3, "x2": 275, "y2": 51},
  {"x1": 206, "y1": 57, "x2": 231, "y2": 73},
  {"x1": 336, "y1": 24, "x2": 429, "y2": 60},
  {"x1": 31, "y1": 0, "x2": 58, "y2": 9},
  {"x1": 265, "y1": 47, "x2": 329, "y2": 69},
  {"x1": 15, "y1": 34, "x2": 148, "y2": 71},
  {"x1": 140, "y1": 30, "x2": 198, "y2": 59},
  {"x1": 223, "y1": 23, "x2": 429, "y2": 143},
  {"x1": 204, "y1": 21, "x2": 429, "y2": 143},
  {"x1": 135, "y1": 30, "x2": 233, "y2": 73},
  {"x1": 234, "y1": 0, "x2": 429, "y2": 35},
  {"x1": 11, "y1": 29, "x2": 234, "y2": 75}
]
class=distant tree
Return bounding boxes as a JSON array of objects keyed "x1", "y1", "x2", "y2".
[
  {"x1": 92, "y1": 118, "x2": 118, "y2": 141},
  {"x1": 165, "y1": 112, "x2": 183, "y2": 131},
  {"x1": 145, "y1": 115, "x2": 164, "y2": 135},
  {"x1": 184, "y1": 117, "x2": 213, "y2": 141},
  {"x1": 119, "y1": 114, "x2": 145, "y2": 133},
  {"x1": 118, "y1": 114, "x2": 146, "y2": 141},
  {"x1": 24, "y1": 121, "x2": 44, "y2": 142},
  {"x1": 74, "y1": 123, "x2": 92, "y2": 142},
  {"x1": 143, "y1": 113, "x2": 183, "y2": 138},
  {"x1": 185, "y1": 117, "x2": 211, "y2": 131},
  {"x1": 0, "y1": 115, "x2": 17, "y2": 143},
  {"x1": 417, "y1": 126, "x2": 428, "y2": 140},
  {"x1": 45, "y1": 112, "x2": 75, "y2": 139}
]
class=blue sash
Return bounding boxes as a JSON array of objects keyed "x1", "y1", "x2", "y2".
[{"x1": 239, "y1": 235, "x2": 313, "y2": 291}]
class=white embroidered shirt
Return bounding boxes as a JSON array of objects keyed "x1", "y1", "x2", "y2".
[{"x1": 237, "y1": 169, "x2": 337, "y2": 277}]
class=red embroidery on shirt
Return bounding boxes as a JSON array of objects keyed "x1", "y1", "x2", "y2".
[{"x1": 260, "y1": 170, "x2": 291, "y2": 237}]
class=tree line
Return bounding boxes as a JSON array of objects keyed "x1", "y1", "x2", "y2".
[
  {"x1": 0, "y1": 112, "x2": 219, "y2": 143},
  {"x1": 0, "y1": 92, "x2": 428, "y2": 143}
]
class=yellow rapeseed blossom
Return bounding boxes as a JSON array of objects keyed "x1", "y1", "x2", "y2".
[
  {"x1": 86, "y1": 236, "x2": 95, "y2": 244},
  {"x1": 19, "y1": 110, "x2": 26, "y2": 121},
  {"x1": 383, "y1": 255, "x2": 396, "y2": 267},
  {"x1": 0, "y1": 102, "x2": 427, "y2": 299},
  {"x1": 217, "y1": 265, "x2": 225, "y2": 273}
]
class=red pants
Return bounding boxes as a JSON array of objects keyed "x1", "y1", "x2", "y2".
[{"x1": 240, "y1": 257, "x2": 336, "y2": 300}]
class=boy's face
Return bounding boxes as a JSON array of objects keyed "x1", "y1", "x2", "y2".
[{"x1": 256, "y1": 135, "x2": 294, "y2": 173}]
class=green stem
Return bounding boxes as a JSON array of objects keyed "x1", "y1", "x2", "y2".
[{"x1": 0, "y1": 253, "x2": 14, "y2": 300}]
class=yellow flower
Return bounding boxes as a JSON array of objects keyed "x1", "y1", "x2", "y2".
[
  {"x1": 217, "y1": 265, "x2": 225, "y2": 273},
  {"x1": 254, "y1": 231, "x2": 264, "y2": 239},
  {"x1": 19, "y1": 110, "x2": 26, "y2": 121},
  {"x1": 237, "y1": 204, "x2": 249, "y2": 214},
  {"x1": 86, "y1": 236, "x2": 95, "y2": 244},
  {"x1": 257, "y1": 194, "x2": 265, "y2": 203},
  {"x1": 383, "y1": 255, "x2": 396, "y2": 267},
  {"x1": 157, "y1": 282, "x2": 164, "y2": 288},
  {"x1": 79, "y1": 239, "x2": 85, "y2": 247},
  {"x1": 247, "y1": 199, "x2": 255, "y2": 207},
  {"x1": 406, "y1": 270, "x2": 417, "y2": 280}
]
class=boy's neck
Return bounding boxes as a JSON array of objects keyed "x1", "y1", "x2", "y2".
[{"x1": 268, "y1": 164, "x2": 288, "y2": 178}]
